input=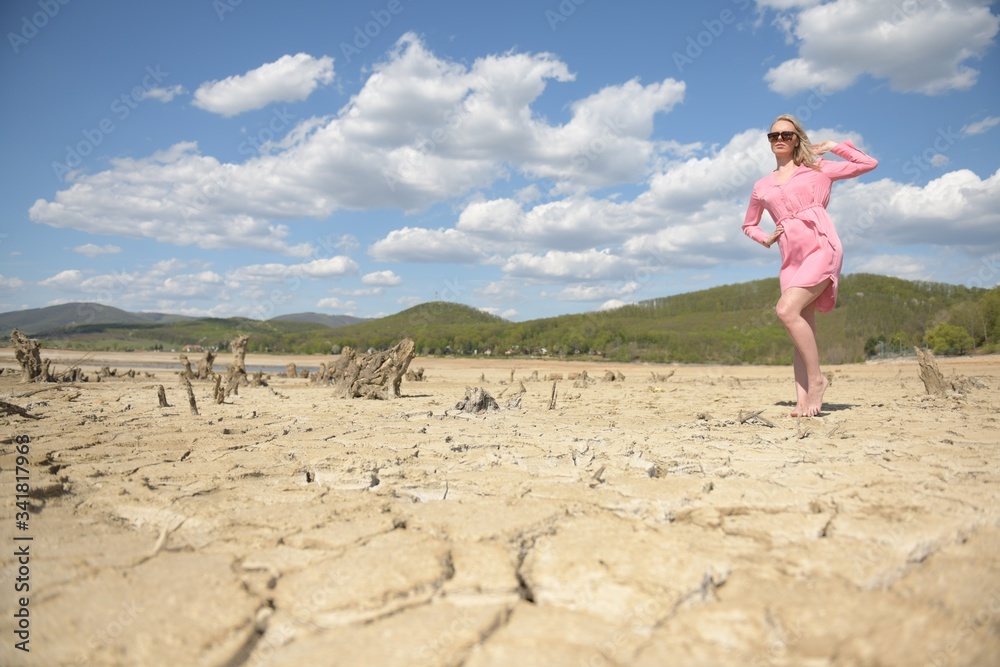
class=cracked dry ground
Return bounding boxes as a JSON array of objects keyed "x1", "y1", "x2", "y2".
[{"x1": 1, "y1": 355, "x2": 999, "y2": 667}]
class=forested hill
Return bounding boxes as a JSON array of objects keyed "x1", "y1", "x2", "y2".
[{"x1": 4, "y1": 273, "x2": 996, "y2": 364}]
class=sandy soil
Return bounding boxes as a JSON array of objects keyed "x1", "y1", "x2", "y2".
[{"x1": 1, "y1": 350, "x2": 999, "y2": 666}]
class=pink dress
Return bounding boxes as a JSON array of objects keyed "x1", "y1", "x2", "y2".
[{"x1": 742, "y1": 140, "x2": 877, "y2": 312}]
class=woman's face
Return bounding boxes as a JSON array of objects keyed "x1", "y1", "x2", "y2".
[{"x1": 769, "y1": 120, "x2": 799, "y2": 158}]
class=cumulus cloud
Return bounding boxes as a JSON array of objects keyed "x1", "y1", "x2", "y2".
[
  {"x1": 850, "y1": 254, "x2": 928, "y2": 281},
  {"x1": 140, "y1": 85, "x2": 185, "y2": 103},
  {"x1": 761, "y1": 0, "x2": 1000, "y2": 95},
  {"x1": 73, "y1": 243, "x2": 122, "y2": 257},
  {"x1": 193, "y1": 53, "x2": 334, "y2": 117},
  {"x1": 31, "y1": 34, "x2": 682, "y2": 254},
  {"x1": 39, "y1": 269, "x2": 85, "y2": 290},
  {"x1": 0, "y1": 275, "x2": 25, "y2": 291},
  {"x1": 963, "y1": 116, "x2": 1000, "y2": 136},
  {"x1": 362, "y1": 270, "x2": 403, "y2": 286}
]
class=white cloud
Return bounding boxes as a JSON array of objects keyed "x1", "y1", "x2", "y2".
[
  {"x1": 73, "y1": 243, "x2": 122, "y2": 257},
  {"x1": 761, "y1": 0, "x2": 1000, "y2": 95},
  {"x1": 140, "y1": 85, "x2": 185, "y2": 103},
  {"x1": 548, "y1": 282, "x2": 640, "y2": 302},
  {"x1": 362, "y1": 270, "x2": 403, "y2": 286},
  {"x1": 39, "y1": 269, "x2": 85, "y2": 289},
  {"x1": 229, "y1": 256, "x2": 359, "y2": 282},
  {"x1": 193, "y1": 53, "x2": 334, "y2": 117},
  {"x1": 930, "y1": 154, "x2": 950, "y2": 168},
  {"x1": 503, "y1": 249, "x2": 631, "y2": 281},
  {"x1": 0, "y1": 275, "x2": 25, "y2": 291},
  {"x1": 316, "y1": 297, "x2": 357, "y2": 312},
  {"x1": 31, "y1": 34, "x2": 682, "y2": 253},
  {"x1": 369, "y1": 227, "x2": 486, "y2": 263},
  {"x1": 962, "y1": 116, "x2": 1000, "y2": 136},
  {"x1": 850, "y1": 254, "x2": 928, "y2": 281},
  {"x1": 598, "y1": 299, "x2": 630, "y2": 311},
  {"x1": 831, "y1": 168, "x2": 1000, "y2": 250}
]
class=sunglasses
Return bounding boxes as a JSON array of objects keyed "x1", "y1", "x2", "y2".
[{"x1": 767, "y1": 131, "x2": 797, "y2": 143}]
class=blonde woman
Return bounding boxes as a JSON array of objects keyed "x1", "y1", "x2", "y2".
[{"x1": 743, "y1": 115, "x2": 877, "y2": 417}]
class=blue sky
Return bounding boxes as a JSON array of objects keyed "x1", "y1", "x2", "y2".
[{"x1": 1, "y1": 0, "x2": 998, "y2": 321}]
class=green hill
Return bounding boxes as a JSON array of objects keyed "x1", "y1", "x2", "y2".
[
  {"x1": 270, "y1": 312, "x2": 368, "y2": 328},
  {"x1": 3, "y1": 274, "x2": 995, "y2": 363},
  {"x1": 0, "y1": 302, "x2": 192, "y2": 336}
]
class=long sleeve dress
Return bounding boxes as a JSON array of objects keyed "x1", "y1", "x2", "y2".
[{"x1": 742, "y1": 140, "x2": 877, "y2": 313}]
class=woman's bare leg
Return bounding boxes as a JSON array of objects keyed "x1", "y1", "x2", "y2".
[
  {"x1": 790, "y1": 304, "x2": 817, "y2": 416},
  {"x1": 776, "y1": 281, "x2": 829, "y2": 417}
]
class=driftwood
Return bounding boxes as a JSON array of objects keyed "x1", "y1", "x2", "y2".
[
  {"x1": 230, "y1": 335, "x2": 249, "y2": 374},
  {"x1": 218, "y1": 335, "x2": 250, "y2": 398},
  {"x1": 197, "y1": 350, "x2": 216, "y2": 379},
  {"x1": 181, "y1": 376, "x2": 199, "y2": 415},
  {"x1": 406, "y1": 367, "x2": 425, "y2": 382},
  {"x1": 11, "y1": 329, "x2": 50, "y2": 383},
  {"x1": 505, "y1": 381, "x2": 526, "y2": 409},
  {"x1": 454, "y1": 386, "x2": 499, "y2": 414},
  {"x1": 0, "y1": 399, "x2": 42, "y2": 419},
  {"x1": 178, "y1": 356, "x2": 196, "y2": 380},
  {"x1": 329, "y1": 338, "x2": 416, "y2": 400},
  {"x1": 156, "y1": 385, "x2": 170, "y2": 408},
  {"x1": 604, "y1": 370, "x2": 625, "y2": 382},
  {"x1": 548, "y1": 380, "x2": 558, "y2": 410},
  {"x1": 285, "y1": 363, "x2": 297, "y2": 378},
  {"x1": 573, "y1": 370, "x2": 594, "y2": 388},
  {"x1": 213, "y1": 375, "x2": 224, "y2": 404},
  {"x1": 738, "y1": 409, "x2": 775, "y2": 428},
  {"x1": 915, "y1": 347, "x2": 952, "y2": 396}
]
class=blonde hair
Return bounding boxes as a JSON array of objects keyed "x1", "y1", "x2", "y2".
[{"x1": 772, "y1": 114, "x2": 820, "y2": 169}]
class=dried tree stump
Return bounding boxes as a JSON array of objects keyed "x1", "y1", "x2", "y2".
[
  {"x1": 329, "y1": 338, "x2": 416, "y2": 400},
  {"x1": 11, "y1": 329, "x2": 49, "y2": 383},
  {"x1": 230, "y1": 335, "x2": 249, "y2": 374},
  {"x1": 454, "y1": 386, "x2": 500, "y2": 414},
  {"x1": 197, "y1": 350, "x2": 216, "y2": 379},
  {"x1": 156, "y1": 385, "x2": 170, "y2": 408},
  {"x1": 178, "y1": 356, "x2": 196, "y2": 380},
  {"x1": 181, "y1": 376, "x2": 199, "y2": 415},
  {"x1": 915, "y1": 347, "x2": 952, "y2": 396}
]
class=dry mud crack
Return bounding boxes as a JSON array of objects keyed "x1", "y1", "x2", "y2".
[{"x1": 1, "y1": 353, "x2": 999, "y2": 666}]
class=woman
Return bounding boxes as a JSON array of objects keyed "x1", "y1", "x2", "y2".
[{"x1": 742, "y1": 114, "x2": 877, "y2": 417}]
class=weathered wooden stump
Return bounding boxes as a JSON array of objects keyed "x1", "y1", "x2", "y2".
[
  {"x1": 11, "y1": 329, "x2": 49, "y2": 383},
  {"x1": 454, "y1": 386, "x2": 499, "y2": 414},
  {"x1": 197, "y1": 350, "x2": 216, "y2": 379},
  {"x1": 285, "y1": 363, "x2": 297, "y2": 378},
  {"x1": 181, "y1": 376, "x2": 199, "y2": 415},
  {"x1": 178, "y1": 356, "x2": 196, "y2": 380},
  {"x1": 329, "y1": 338, "x2": 416, "y2": 400},
  {"x1": 157, "y1": 385, "x2": 170, "y2": 408},
  {"x1": 915, "y1": 347, "x2": 952, "y2": 396}
]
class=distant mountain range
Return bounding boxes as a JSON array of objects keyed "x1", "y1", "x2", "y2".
[
  {"x1": 269, "y1": 312, "x2": 368, "y2": 329},
  {"x1": 0, "y1": 302, "x2": 365, "y2": 336},
  {"x1": 0, "y1": 273, "x2": 993, "y2": 364}
]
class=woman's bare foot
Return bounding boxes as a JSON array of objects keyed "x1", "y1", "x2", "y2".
[
  {"x1": 790, "y1": 385, "x2": 809, "y2": 417},
  {"x1": 800, "y1": 374, "x2": 829, "y2": 417}
]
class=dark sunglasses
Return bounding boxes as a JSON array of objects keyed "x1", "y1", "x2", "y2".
[{"x1": 767, "y1": 131, "x2": 797, "y2": 143}]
